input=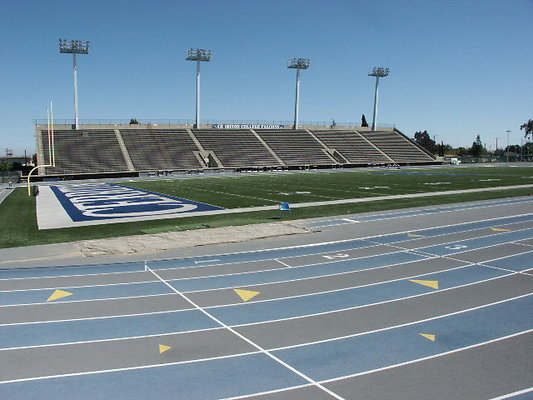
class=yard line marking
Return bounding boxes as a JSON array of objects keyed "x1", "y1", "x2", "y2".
[
  {"x1": 320, "y1": 329, "x2": 533, "y2": 383},
  {"x1": 144, "y1": 264, "x2": 346, "y2": 400}
]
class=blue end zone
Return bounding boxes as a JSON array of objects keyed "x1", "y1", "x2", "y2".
[{"x1": 50, "y1": 183, "x2": 223, "y2": 222}]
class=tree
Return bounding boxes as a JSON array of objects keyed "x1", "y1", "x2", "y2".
[
  {"x1": 470, "y1": 134, "x2": 486, "y2": 157},
  {"x1": 361, "y1": 114, "x2": 368, "y2": 127},
  {"x1": 520, "y1": 119, "x2": 533, "y2": 139},
  {"x1": 413, "y1": 130, "x2": 437, "y2": 153}
]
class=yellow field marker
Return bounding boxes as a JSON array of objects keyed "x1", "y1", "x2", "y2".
[
  {"x1": 419, "y1": 333, "x2": 436, "y2": 341},
  {"x1": 159, "y1": 344, "x2": 172, "y2": 354},
  {"x1": 233, "y1": 289, "x2": 261, "y2": 302},
  {"x1": 490, "y1": 228, "x2": 511, "y2": 232},
  {"x1": 47, "y1": 289, "x2": 73, "y2": 302},
  {"x1": 407, "y1": 233, "x2": 425, "y2": 238},
  {"x1": 409, "y1": 280, "x2": 439, "y2": 289}
]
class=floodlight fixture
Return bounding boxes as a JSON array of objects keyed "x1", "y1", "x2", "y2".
[
  {"x1": 59, "y1": 39, "x2": 90, "y2": 129},
  {"x1": 287, "y1": 58, "x2": 310, "y2": 129},
  {"x1": 368, "y1": 66, "x2": 390, "y2": 130},
  {"x1": 186, "y1": 48, "x2": 212, "y2": 128}
]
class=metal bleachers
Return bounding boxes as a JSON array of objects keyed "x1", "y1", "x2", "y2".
[
  {"x1": 256, "y1": 130, "x2": 334, "y2": 165},
  {"x1": 361, "y1": 130, "x2": 435, "y2": 163},
  {"x1": 120, "y1": 129, "x2": 202, "y2": 171},
  {"x1": 41, "y1": 130, "x2": 128, "y2": 174},
  {"x1": 311, "y1": 130, "x2": 392, "y2": 164},
  {"x1": 192, "y1": 130, "x2": 281, "y2": 167}
]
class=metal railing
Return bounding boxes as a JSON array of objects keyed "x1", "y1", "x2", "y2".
[{"x1": 34, "y1": 118, "x2": 395, "y2": 129}]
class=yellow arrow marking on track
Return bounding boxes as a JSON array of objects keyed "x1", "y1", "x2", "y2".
[
  {"x1": 233, "y1": 289, "x2": 261, "y2": 302},
  {"x1": 47, "y1": 289, "x2": 73, "y2": 302},
  {"x1": 419, "y1": 333, "x2": 436, "y2": 341},
  {"x1": 409, "y1": 280, "x2": 439, "y2": 289},
  {"x1": 159, "y1": 345, "x2": 172, "y2": 354},
  {"x1": 490, "y1": 228, "x2": 511, "y2": 232},
  {"x1": 407, "y1": 233, "x2": 425, "y2": 238}
]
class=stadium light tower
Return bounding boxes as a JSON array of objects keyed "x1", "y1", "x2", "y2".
[
  {"x1": 506, "y1": 130, "x2": 511, "y2": 162},
  {"x1": 368, "y1": 66, "x2": 390, "y2": 131},
  {"x1": 59, "y1": 39, "x2": 90, "y2": 130},
  {"x1": 288, "y1": 58, "x2": 310, "y2": 129},
  {"x1": 186, "y1": 48, "x2": 212, "y2": 129}
]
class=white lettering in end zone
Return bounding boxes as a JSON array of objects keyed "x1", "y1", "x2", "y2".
[{"x1": 50, "y1": 183, "x2": 223, "y2": 222}]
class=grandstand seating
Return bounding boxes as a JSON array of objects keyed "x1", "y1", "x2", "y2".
[
  {"x1": 40, "y1": 130, "x2": 128, "y2": 174},
  {"x1": 361, "y1": 131, "x2": 435, "y2": 163},
  {"x1": 193, "y1": 130, "x2": 281, "y2": 167},
  {"x1": 256, "y1": 130, "x2": 334, "y2": 165},
  {"x1": 36, "y1": 126, "x2": 437, "y2": 176},
  {"x1": 311, "y1": 130, "x2": 392, "y2": 164},
  {"x1": 120, "y1": 129, "x2": 202, "y2": 170}
]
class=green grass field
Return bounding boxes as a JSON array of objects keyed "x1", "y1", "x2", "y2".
[{"x1": 0, "y1": 165, "x2": 531, "y2": 248}]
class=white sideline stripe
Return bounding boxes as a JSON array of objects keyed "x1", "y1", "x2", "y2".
[
  {"x1": 144, "y1": 265, "x2": 346, "y2": 400},
  {"x1": 341, "y1": 218, "x2": 360, "y2": 223},
  {"x1": 269, "y1": 293, "x2": 533, "y2": 352},
  {"x1": 1, "y1": 211, "x2": 530, "y2": 282},
  {"x1": 320, "y1": 329, "x2": 533, "y2": 384},
  {"x1": 487, "y1": 388, "x2": 533, "y2": 400}
]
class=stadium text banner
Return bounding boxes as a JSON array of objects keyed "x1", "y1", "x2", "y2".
[
  {"x1": 50, "y1": 183, "x2": 223, "y2": 222},
  {"x1": 212, "y1": 124, "x2": 285, "y2": 129}
]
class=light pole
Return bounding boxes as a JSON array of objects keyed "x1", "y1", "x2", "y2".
[
  {"x1": 506, "y1": 130, "x2": 511, "y2": 162},
  {"x1": 186, "y1": 48, "x2": 212, "y2": 129},
  {"x1": 368, "y1": 67, "x2": 390, "y2": 131},
  {"x1": 288, "y1": 58, "x2": 310, "y2": 129},
  {"x1": 59, "y1": 39, "x2": 89, "y2": 130}
]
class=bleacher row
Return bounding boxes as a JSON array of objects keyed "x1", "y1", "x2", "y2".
[{"x1": 39, "y1": 128, "x2": 436, "y2": 175}]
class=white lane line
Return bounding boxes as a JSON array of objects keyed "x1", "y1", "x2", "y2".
[
  {"x1": 144, "y1": 264, "x2": 346, "y2": 400},
  {"x1": 194, "y1": 259, "x2": 221, "y2": 264},
  {"x1": 320, "y1": 329, "x2": 533, "y2": 383},
  {"x1": 269, "y1": 293, "x2": 532, "y2": 352},
  {"x1": 229, "y1": 272, "x2": 518, "y2": 329},
  {"x1": 0, "y1": 277, "x2": 162, "y2": 293},
  {"x1": 0, "y1": 326, "x2": 225, "y2": 352},
  {"x1": 275, "y1": 259, "x2": 293, "y2": 268},
  {"x1": 0, "y1": 350, "x2": 262, "y2": 385},
  {"x1": 486, "y1": 387, "x2": 533, "y2": 400},
  {"x1": 220, "y1": 384, "x2": 313, "y2": 400}
]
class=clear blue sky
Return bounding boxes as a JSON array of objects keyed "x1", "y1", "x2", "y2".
[{"x1": 1, "y1": 0, "x2": 532, "y2": 155}]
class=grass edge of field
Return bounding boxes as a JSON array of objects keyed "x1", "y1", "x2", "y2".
[{"x1": 0, "y1": 186, "x2": 531, "y2": 249}]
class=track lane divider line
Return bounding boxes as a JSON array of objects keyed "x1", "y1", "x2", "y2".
[
  {"x1": 319, "y1": 329, "x2": 533, "y2": 384},
  {"x1": 144, "y1": 262, "x2": 346, "y2": 400}
]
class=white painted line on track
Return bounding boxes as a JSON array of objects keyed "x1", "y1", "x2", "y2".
[
  {"x1": 486, "y1": 387, "x2": 533, "y2": 400},
  {"x1": 319, "y1": 329, "x2": 533, "y2": 384},
  {"x1": 0, "y1": 349, "x2": 262, "y2": 385},
  {"x1": 269, "y1": 293, "x2": 533, "y2": 352},
  {"x1": 0, "y1": 292, "x2": 174, "y2": 309},
  {"x1": 229, "y1": 272, "x2": 519, "y2": 329},
  {"x1": 144, "y1": 264, "x2": 346, "y2": 400},
  {"x1": 274, "y1": 259, "x2": 292, "y2": 268},
  {"x1": 220, "y1": 384, "x2": 313, "y2": 400}
]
